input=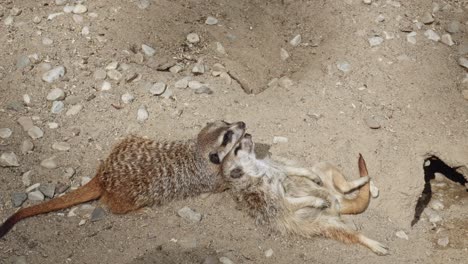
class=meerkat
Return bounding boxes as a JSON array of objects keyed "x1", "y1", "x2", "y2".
[
  {"x1": 0, "y1": 120, "x2": 246, "y2": 238},
  {"x1": 222, "y1": 134, "x2": 389, "y2": 255}
]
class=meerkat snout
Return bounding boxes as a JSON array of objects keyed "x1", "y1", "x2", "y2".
[{"x1": 205, "y1": 121, "x2": 247, "y2": 165}]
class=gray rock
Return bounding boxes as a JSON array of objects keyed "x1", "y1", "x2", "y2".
[
  {"x1": 137, "y1": 105, "x2": 149, "y2": 122},
  {"x1": 421, "y1": 12, "x2": 434, "y2": 24},
  {"x1": 265, "y1": 248, "x2": 274, "y2": 257},
  {"x1": 142, "y1": 44, "x2": 156, "y2": 56},
  {"x1": 161, "y1": 88, "x2": 173, "y2": 99},
  {"x1": 395, "y1": 230, "x2": 409, "y2": 240},
  {"x1": 21, "y1": 140, "x2": 34, "y2": 154},
  {"x1": 0, "y1": 128, "x2": 12, "y2": 138},
  {"x1": 290, "y1": 34, "x2": 302, "y2": 46},
  {"x1": 22, "y1": 170, "x2": 33, "y2": 186},
  {"x1": 0, "y1": 152, "x2": 19, "y2": 167},
  {"x1": 17, "y1": 117, "x2": 33, "y2": 131},
  {"x1": 280, "y1": 48, "x2": 290, "y2": 61},
  {"x1": 407, "y1": 32, "x2": 417, "y2": 44},
  {"x1": 28, "y1": 190, "x2": 45, "y2": 201},
  {"x1": 66, "y1": 104, "x2": 83, "y2": 116},
  {"x1": 149, "y1": 82, "x2": 166, "y2": 95},
  {"x1": 273, "y1": 136, "x2": 288, "y2": 144},
  {"x1": 216, "y1": 42, "x2": 226, "y2": 55},
  {"x1": 42, "y1": 37, "x2": 53, "y2": 46},
  {"x1": 376, "y1": 14, "x2": 385, "y2": 23},
  {"x1": 194, "y1": 86, "x2": 213, "y2": 95},
  {"x1": 187, "y1": 33, "x2": 200, "y2": 43},
  {"x1": 219, "y1": 257, "x2": 234, "y2": 264},
  {"x1": 33, "y1": 16, "x2": 42, "y2": 24},
  {"x1": 11, "y1": 192, "x2": 27, "y2": 207},
  {"x1": 446, "y1": 21, "x2": 460, "y2": 33},
  {"x1": 175, "y1": 78, "x2": 189, "y2": 89},
  {"x1": 337, "y1": 61, "x2": 351, "y2": 72},
  {"x1": 39, "y1": 183, "x2": 56, "y2": 198},
  {"x1": 100, "y1": 81, "x2": 112, "y2": 91},
  {"x1": 52, "y1": 142, "x2": 71, "y2": 151},
  {"x1": 437, "y1": 237, "x2": 449, "y2": 247},
  {"x1": 177, "y1": 206, "x2": 202, "y2": 222},
  {"x1": 121, "y1": 93, "x2": 135, "y2": 104},
  {"x1": 441, "y1": 34, "x2": 454, "y2": 46},
  {"x1": 178, "y1": 237, "x2": 198, "y2": 250},
  {"x1": 55, "y1": 182, "x2": 70, "y2": 194},
  {"x1": 63, "y1": 6, "x2": 74, "y2": 13},
  {"x1": 23, "y1": 94, "x2": 31, "y2": 105},
  {"x1": 16, "y1": 55, "x2": 30, "y2": 69},
  {"x1": 368, "y1": 36, "x2": 384, "y2": 46},
  {"x1": 72, "y1": 14, "x2": 83, "y2": 23},
  {"x1": 40, "y1": 157, "x2": 58, "y2": 169},
  {"x1": 10, "y1": 7, "x2": 22, "y2": 16},
  {"x1": 46, "y1": 88, "x2": 65, "y2": 101},
  {"x1": 205, "y1": 16, "x2": 218, "y2": 25},
  {"x1": 51, "y1": 101, "x2": 64, "y2": 114},
  {"x1": 220, "y1": 72, "x2": 232, "y2": 85},
  {"x1": 424, "y1": 29, "x2": 440, "y2": 42},
  {"x1": 42, "y1": 66, "x2": 66, "y2": 83},
  {"x1": 105, "y1": 61, "x2": 119, "y2": 70},
  {"x1": 365, "y1": 117, "x2": 381, "y2": 129},
  {"x1": 63, "y1": 167, "x2": 76, "y2": 179},
  {"x1": 94, "y1": 69, "x2": 107, "y2": 80},
  {"x1": 56, "y1": 0, "x2": 67, "y2": 6},
  {"x1": 188, "y1": 80, "x2": 203, "y2": 89},
  {"x1": 4, "y1": 16, "x2": 14, "y2": 26},
  {"x1": 81, "y1": 26, "x2": 90, "y2": 36},
  {"x1": 73, "y1": 4, "x2": 87, "y2": 14},
  {"x1": 107, "y1": 70, "x2": 122, "y2": 81},
  {"x1": 192, "y1": 63, "x2": 205, "y2": 74},
  {"x1": 137, "y1": 0, "x2": 151, "y2": 9},
  {"x1": 169, "y1": 65, "x2": 183, "y2": 73},
  {"x1": 458, "y1": 57, "x2": 468, "y2": 69},
  {"x1": 90, "y1": 207, "x2": 106, "y2": 222}
]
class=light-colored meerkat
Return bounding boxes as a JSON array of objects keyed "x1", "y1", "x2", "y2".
[
  {"x1": 222, "y1": 134, "x2": 389, "y2": 255},
  {"x1": 0, "y1": 120, "x2": 246, "y2": 238}
]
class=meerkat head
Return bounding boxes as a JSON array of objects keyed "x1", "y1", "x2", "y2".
[
  {"x1": 221, "y1": 133, "x2": 257, "y2": 187},
  {"x1": 197, "y1": 120, "x2": 247, "y2": 166}
]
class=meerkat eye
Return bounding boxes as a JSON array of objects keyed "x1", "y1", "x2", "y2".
[
  {"x1": 209, "y1": 152, "x2": 220, "y2": 164},
  {"x1": 221, "y1": 130, "x2": 233, "y2": 146},
  {"x1": 230, "y1": 167, "x2": 244, "y2": 178}
]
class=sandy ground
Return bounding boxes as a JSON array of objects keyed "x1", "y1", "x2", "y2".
[{"x1": 0, "y1": 0, "x2": 467, "y2": 263}]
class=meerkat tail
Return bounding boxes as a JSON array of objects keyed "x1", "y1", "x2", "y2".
[
  {"x1": 0, "y1": 177, "x2": 102, "y2": 239},
  {"x1": 339, "y1": 154, "x2": 371, "y2": 215}
]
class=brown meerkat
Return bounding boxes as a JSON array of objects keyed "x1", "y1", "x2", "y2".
[
  {"x1": 222, "y1": 134, "x2": 389, "y2": 255},
  {"x1": 0, "y1": 120, "x2": 246, "y2": 238}
]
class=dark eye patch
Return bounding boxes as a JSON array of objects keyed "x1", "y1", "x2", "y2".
[
  {"x1": 230, "y1": 167, "x2": 243, "y2": 178},
  {"x1": 221, "y1": 130, "x2": 233, "y2": 146},
  {"x1": 234, "y1": 145, "x2": 242, "y2": 155},
  {"x1": 209, "y1": 152, "x2": 220, "y2": 164}
]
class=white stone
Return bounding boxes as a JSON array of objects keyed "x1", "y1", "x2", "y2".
[
  {"x1": 437, "y1": 237, "x2": 449, "y2": 247},
  {"x1": 273, "y1": 136, "x2": 288, "y2": 144},
  {"x1": 52, "y1": 142, "x2": 71, "y2": 151},
  {"x1": 42, "y1": 37, "x2": 53, "y2": 45},
  {"x1": 219, "y1": 257, "x2": 234, "y2": 264},
  {"x1": 101, "y1": 81, "x2": 112, "y2": 91},
  {"x1": 0, "y1": 128, "x2": 12, "y2": 138},
  {"x1": 142, "y1": 44, "x2": 156, "y2": 56},
  {"x1": 192, "y1": 63, "x2": 205, "y2": 74},
  {"x1": 149, "y1": 82, "x2": 166, "y2": 95},
  {"x1": 280, "y1": 48, "x2": 289, "y2": 61},
  {"x1": 28, "y1": 126, "x2": 44, "y2": 139},
  {"x1": 107, "y1": 70, "x2": 122, "y2": 81},
  {"x1": 73, "y1": 4, "x2": 88, "y2": 14},
  {"x1": 63, "y1": 6, "x2": 74, "y2": 13},
  {"x1": 337, "y1": 61, "x2": 351, "y2": 72},
  {"x1": 42, "y1": 66, "x2": 66, "y2": 83},
  {"x1": 66, "y1": 104, "x2": 83, "y2": 116},
  {"x1": 105, "y1": 61, "x2": 119, "y2": 70},
  {"x1": 265, "y1": 248, "x2": 274, "y2": 257},
  {"x1": 41, "y1": 157, "x2": 58, "y2": 169},
  {"x1": 395, "y1": 230, "x2": 409, "y2": 240},
  {"x1": 186, "y1": 33, "x2": 200, "y2": 43},
  {"x1": 0, "y1": 152, "x2": 20, "y2": 167},
  {"x1": 177, "y1": 206, "x2": 202, "y2": 222},
  {"x1": 4, "y1": 16, "x2": 14, "y2": 26},
  {"x1": 81, "y1": 26, "x2": 89, "y2": 36},
  {"x1": 424, "y1": 29, "x2": 440, "y2": 42},
  {"x1": 48, "y1": 12, "x2": 64, "y2": 20},
  {"x1": 205, "y1": 16, "x2": 218, "y2": 25},
  {"x1": 23, "y1": 94, "x2": 31, "y2": 105},
  {"x1": 370, "y1": 180, "x2": 379, "y2": 198},
  {"x1": 188, "y1": 81, "x2": 203, "y2": 89},
  {"x1": 48, "y1": 122, "x2": 59, "y2": 129},
  {"x1": 21, "y1": 140, "x2": 34, "y2": 154},
  {"x1": 22, "y1": 170, "x2": 33, "y2": 186},
  {"x1": 290, "y1": 34, "x2": 302, "y2": 46},
  {"x1": 28, "y1": 190, "x2": 45, "y2": 201},
  {"x1": 137, "y1": 106, "x2": 149, "y2": 122},
  {"x1": 368, "y1": 36, "x2": 384, "y2": 46},
  {"x1": 363, "y1": 0, "x2": 372, "y2": 4},
  {"x1": 47, "y1": 88, "x2": 65, "y2": 101},
  {"x1": 121, "y1": 93, "x2": 134, "y2": 104},
  {"x1": 430, "y1": 200, "x2": 444, "y2": 211},
  {"x1": 175, "y1": 78, "x2": 189, "y2": 89},
  {"x1": 72, "y1": 14, "x2": 83, "y2": 23},
  {"x1": 441, "y1": 34, "x2": 454, "y2": 46},
  {"x1": 407, "y1": 32, "x2": 417, "y2": 44},
  {"x1": 216, "y1": 42, "x2": 226, "y2": 55},
  {"x1": 51, "y1": 101, "x2": 64, "y2": 114},
  {"x1": 26, "y1": 183, "x2": 40, "y2": 193}
]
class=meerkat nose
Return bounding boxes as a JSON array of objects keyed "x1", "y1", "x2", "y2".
[
  {"x1": 237, "y1": 121, "x2": 246, "y2": 129},
  {"x1": 244, "y1": 133, "x2": 252, "y2": 139}
]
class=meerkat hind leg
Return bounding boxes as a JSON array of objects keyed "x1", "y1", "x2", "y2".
[
  {"x1": 286, "y1": 196, "x2": 329, "y2": 210},
  {"x1": 316, "y1": 163, "x2": 369, "y2": 194}
]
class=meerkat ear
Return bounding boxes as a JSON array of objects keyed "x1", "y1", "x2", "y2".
[
  {"x1": 230, "y1": 167, "x2": 244, "y2": 178},
  {"x1": 209, "y1": 152, "x2": 221, "y2": 164}
]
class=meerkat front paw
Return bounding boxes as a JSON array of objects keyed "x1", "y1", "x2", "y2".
[{"x1": 314, "y1": 198, "x2": 330, "y2": 209}]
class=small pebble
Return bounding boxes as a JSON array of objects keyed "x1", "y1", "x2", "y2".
[
  {"x1": 142, "y1": 44, "x2": 156, "y2": 56},
  {"x1": 424, "y1": 29, "x2": 440, "y2": 42},
  {"x1": 26, "y1": 183, "x2": 40, "y2": 193},
  {"x1": 149, "y1": 82, "x2": 166, "y2": 95},
  {"x1": 81, "y1": 26, "x2": 89, "y2": 36},
  {"x1": 396, "y1": 230, "x2": 409, "y2": 240},
  {"x1": 46, "y1": 88, "x2": 65, "y2": 101},
  {"x1": 376, "y1": 14, "x2": 385, "y2": 23},
  {"x1": 63, "y1": 6, "x2": 74, "y2": 13},
  {"x1": 105, "y1": 61, "x2": 119, "y2": 70},
  {"x1": 177, "y1": 206, "x2": 202, "y2": 222},
  {"x1": 192, "y1": 63, "x2": 205, "y2": 74},
  {"x1": 42, "y1": 66, "x2": 66, "y2": 83},
  {"x1": 363, "y1": 0, "x2": 372, "y2": 4},
  {"x1": 370, "y1": 180, "x2": 379, "y2": 198},
  {"x1": 107, "y1": 70, "x2": 122, "y2": 81},
  {"x1": 265, "y1": 248, "x2": 274, "y2": 258},
  {"x1": 39, "y1": 183, "x2": 56, "y2": 198},
  {"x1": 178, "y1": 237, "x2": 198, "y2": 250},
  {"x1": 28, "y1": 126, "x2": 44, "y2": 139},
  {"x1": 280, "y1": 48, "x2": 290, "y2": 61},
  {"x1": 364, "y1": 116, "x2": 381, "y2": 129},
  {"x1": 42, "y1": 37, "x2": 53, "y2": 45},
  {"x1": 279, "y1": 77, "x2": 294, "y2": 89},
  {"x1": 73, "y1": 4, "x2": 88, "y2": 14},
  {"x1": 216, "y1": 42, "x2": 226, "y2": 55},
  {"x1": 101, "y1": 81, "x2": 112, "y2": 91},
  {"x1": 23, "y1": 94, "x2": 31, "y2": 105},
  {"x1": 63, "y1": 167, "x2": 76, "y2": 179},
  {"x1": 203, "y1": 255, "x2": 219, "y2": 264},
  {"x1": 421, "y1": 12, "x2": 434, "y2": 24},
  {"x1": 445, "y1": 21, "x2": 460, "y2": 34},
  {"x1": 290, "y1": 34, "x2": 302, "y2": 46},
  {"x1": 0, "y1": 128, "x2": 12, "y2": 138},
  {"x1": 48, "y1": 122, "x2": 59, "y2": 129},
  {"x1": 188, "y1": 80, "x2": 203, "y2": 89},
  {"x1": 121, "y1": 93, "x2": 135, "y2": 104},
  {"x1": 51, "y1": 101, "x2": 64, "y2": 114},
  {"x1": 337, "y1": 61, "x2": 351, "y2": 72},
  {"x1": 194, "y1": 86, "x2": 213, "y2": 95},
  {"x1": 72, "y1": 14, "x2": 83, "y2": 23},
  {"x1": 16, "y1": 55, "x2": 30, "y2": 69},
  {"x1": 430, "y1": 200, "x2": 444, "y2": 211},
  {"x1": 220, "y1": 72, "x2": 232, "y2": 85},
  {"x1": 424, "y1": 208, "x2": 442, "y2": 223},
  {"x1": 175, "y1": 78, "x2": 189, "y2": 89},
  {"x1": 137, "y1": 106, "x2": 149, "y2": 122},
  {"x1": 137, "y1": 0, "x2": 151, "y2": 9},
  {"x1": 407, "y1": 32, "x2": 417, "y2": 44},
  {"x1": 52, "y1": 142, "x2": 71, "y2": 151},
  {"x1": 22, "y1": 170, "x2": 33, "y2": 186},
  {"x1": 368, "y1": 36, "x2": 384, "y2": 46},
  {"x1": 462, "y1": 90, "x2": 468, "y2": 101},
  {"x1": 66, "y1": 104, "x2": 83, "y2": 116},
  {"x1": 28, "y1": 190, "x2": 45, "y2": 201},
  {"x1": 273, "y1": 136, "x2": 288, "y2": 144},
  {"x1": 78, "y1": 219, "x2": 87, "y2": 226},
  {"x1": 0, "y1": 152, "x2": 20, "y2": 167},
  {"x1": 187, "y1": 33, "x2": 200, "y2": 43},
  {"x1": 55, "y1": 182, "x2": 70, "y2": 194},
  {"x1": 219, "y1": 257, "x2": 234, "y2": 264},
  {"x1": 81, "y1": 176, "x2": 92, "y2": 186},
  {"x1": 94, "y1": 69, "x2": 107, "y2": 80},
  {"x1": 10, "y1": 7, "x2": 22, "y2": 16},
  {"x1": 41, "y1": 157, "x2": 58, "y2": 169},
  {"x1": 437, "y1": 237, "x2": 449, "y2": 247},
  {"x1": 161, "y1": 88, "x2": 173, "y2": 99},
  {"x1": 441, "y1": 34, "x2": 454, "y2": 46},
  {"x1": 205, "y1": 16, "x2": 218, "y2": 25},
  {"x1": 21, "y1": 140, "x2": 34, "y2": 154},
  {"x1": 90, "y1": 207, "x2": 107, "y2": 222},
  {"x1": 169, "y1": 65, "x2": 183, "y2": 73},
  {"x1": 458, "y1": 57, "x2": 468, "y2": 69},
  {"x1": 11, "y1": 192, "x2": 28, "y2": 207}
]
